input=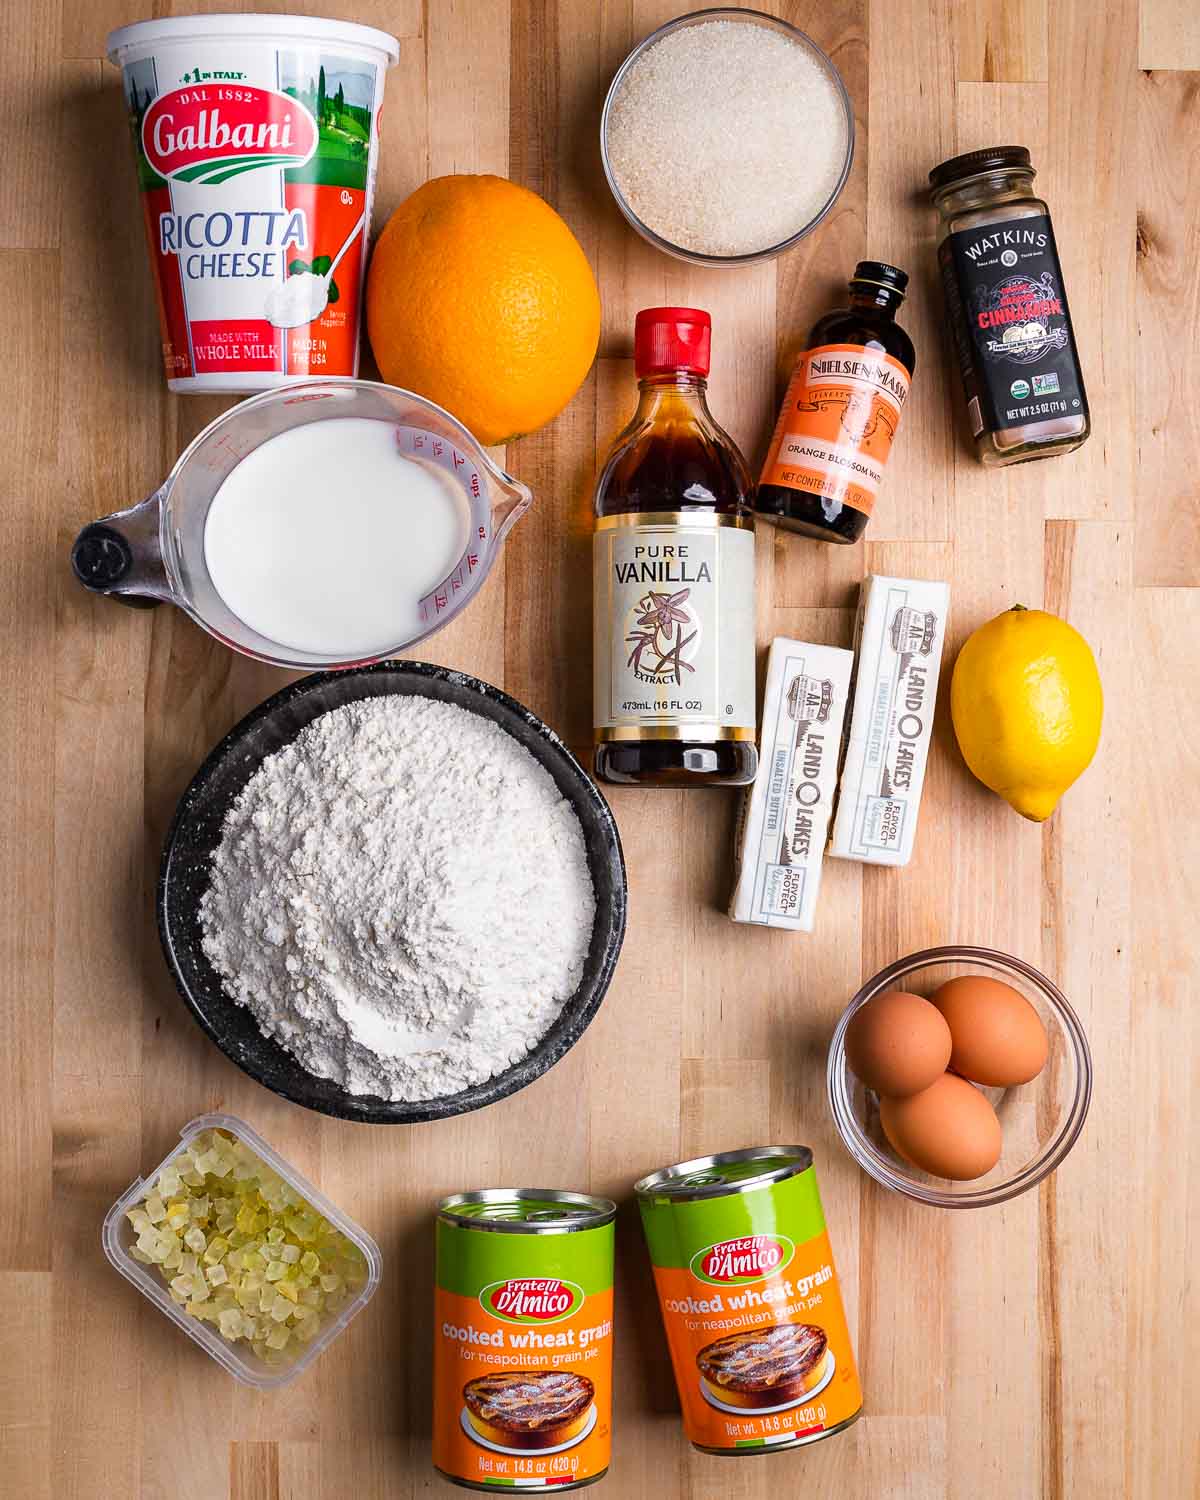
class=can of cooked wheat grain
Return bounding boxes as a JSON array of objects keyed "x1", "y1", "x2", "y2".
[
  {"x1": 434, "y1": 1190, "x2": 616, "y2": 1491},
  {"x1": 635, "y1": 1146, "x2": 862, "y2": 1456}
]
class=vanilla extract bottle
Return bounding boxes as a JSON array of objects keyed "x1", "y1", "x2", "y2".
[{"x1": 592, "y1": 307, "x2": 757, "y2": 787}]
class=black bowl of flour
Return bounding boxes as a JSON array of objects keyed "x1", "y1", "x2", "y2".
[{"x1": 158, "y1": 662, "x2": 627, "y2": 1124}]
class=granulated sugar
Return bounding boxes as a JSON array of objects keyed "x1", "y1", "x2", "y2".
[
  {"x1": 606, "y1": 20, "x2": 849, "y2": 258},
  {"x1": 199, "y1": 695, "x2": 596, "y2": 1103}
]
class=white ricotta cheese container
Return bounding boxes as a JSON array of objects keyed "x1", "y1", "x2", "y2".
[{"x1": 107, "y1": 14, "x2": 399, "y2": 392}]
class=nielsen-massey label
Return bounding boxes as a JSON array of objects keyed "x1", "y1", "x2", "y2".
[
  {"x1": 939, "y1": 213, "x2": 1087, "y2": 436},
  {"x1": 758, "y1": 343, "x2": 910, "y2": 517},
  {"x1": 593, "y1": 514, "x2": 756, "y2": 739}
]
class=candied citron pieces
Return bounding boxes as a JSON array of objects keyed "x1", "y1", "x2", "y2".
[{"x1": 128, "y1": 1128, "x2": 366, "y2": 1367}]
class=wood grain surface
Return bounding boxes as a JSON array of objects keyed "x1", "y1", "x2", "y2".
[{"x1": 2, "y1": 2, "x2": 1197, "y2": 1498}]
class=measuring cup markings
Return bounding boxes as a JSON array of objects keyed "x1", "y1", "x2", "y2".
[{"x1": 397, "y1": 424, "x2": 494, "y2": 626}]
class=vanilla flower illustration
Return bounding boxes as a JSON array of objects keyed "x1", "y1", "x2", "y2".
[{"x1": 635, "y1": 588, "x2": 691, "y2": 639}]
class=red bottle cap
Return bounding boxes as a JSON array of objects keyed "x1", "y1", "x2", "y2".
[{"x1": 634, "y1": 307, "x2": 711, "y2": 378}]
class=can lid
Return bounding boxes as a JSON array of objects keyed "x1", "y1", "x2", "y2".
[
  {"x1": 928, "y1": 145, "x2": 1033, "y2": 193},
  {"x1": 438, "y1": 1189, "x2": 617, "y2": 1233},
  {"x1": 634, "y1": 1146, "x2": 813, "y2": 1202},
  {"x1": 634, "y1": 307, "x2": 711, "y2": 378},
  {"x1": 850, "y1": 260, "x2": 909, "y2": 296}
]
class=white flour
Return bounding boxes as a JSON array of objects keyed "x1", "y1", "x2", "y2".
[{"x1": 199, "y1": 696, "x2": 596, "y2": 1101}]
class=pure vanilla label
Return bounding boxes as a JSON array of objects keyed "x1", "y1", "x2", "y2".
[{"x1": 593, "y1": 513, "x2": 756, "y2": 738}]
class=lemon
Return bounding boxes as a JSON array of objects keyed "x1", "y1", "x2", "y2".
[{"x1": 950, "y1": 605, "x2": 1103, "y2": 822}]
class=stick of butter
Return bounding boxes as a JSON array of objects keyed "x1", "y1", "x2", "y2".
[
  {"x1": 730, "y1": 637, "x2": 854, "y2": 931},
  {"x1": 830, "y1": 575, "x2": 949, "y2": 868}
]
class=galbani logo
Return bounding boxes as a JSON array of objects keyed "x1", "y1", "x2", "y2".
[
  {"x1": 479, "y1": 1277, "x2": 584, "y2": 1325},
  {"x1": 690, "y1": 1235, "x2": 795, "y2": 1286},
  {"x1": 142, "y1": 86, "x2": 318, "y2": 185}
]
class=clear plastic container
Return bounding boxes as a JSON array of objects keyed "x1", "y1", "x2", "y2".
[
  {"x1": 827, "y1": 946, "x2": 1092, "y2": 1209},
  {"x1": 102, "y1": 1113, "x2": 382, "y2": 1387}
]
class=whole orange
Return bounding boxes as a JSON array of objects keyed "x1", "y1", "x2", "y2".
[{"x1": 366, "y1": 175, "x2": 601, "y2": 446}]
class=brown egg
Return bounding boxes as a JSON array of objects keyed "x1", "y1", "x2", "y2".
[
  {"x1": 844, "y1": 990, "x2": 953, "y2": 1098},
  {"x1": 931, "y1": 975, "x2": 1049, "y2": 1087},
  {"x1": 880, "y1": 1073, "x2": 1003, "y2": 1181}
]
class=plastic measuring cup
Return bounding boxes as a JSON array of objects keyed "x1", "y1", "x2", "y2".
[{"x1": 69, "y1": 381, "x2": 533, "y2": 670}]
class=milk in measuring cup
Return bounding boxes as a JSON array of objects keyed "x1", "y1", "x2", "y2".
[
  {"x1": 203, "y1": 420, "x2": 471, "y2": 658},
  {"x1": 107, "y1": 15, "x2": 399, "y2": 392}
]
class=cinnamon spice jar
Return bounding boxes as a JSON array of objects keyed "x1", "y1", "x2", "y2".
[{"x1": 929, "y1": 147, "x2": 1090, "y2": 466}]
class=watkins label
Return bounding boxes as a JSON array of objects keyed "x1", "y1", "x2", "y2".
[
  {"x1": 479, "y1": 1277, "x2": 585, "y2": 1324},
  {"x1": 593, "y1": 514, "x2": 756, "y2": 738},
  {"x1": 690, "y1": 1235, "x2": 795, "y2": 1285},
  {"x1": 116, "y1": 36, "x2": 389, "y2": 386},
  {"x1": 142, "y1": 86, "x2": 318, "y2": 183},
  {"x1": 939, "y1": 213, "x2": 1088, "y2": 436}
]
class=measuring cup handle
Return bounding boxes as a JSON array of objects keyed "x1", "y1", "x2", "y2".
[
  {"x1": 70, "y1": 525, "x2": 158, "y2": 608},
  {"x1": 70, "y1": 489, "x2": 168, "y2": 607}
]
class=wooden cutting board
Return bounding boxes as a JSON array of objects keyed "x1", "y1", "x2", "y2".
[{"x1": 1, "y1": 1, "x2": 1196, "y2": 1497}]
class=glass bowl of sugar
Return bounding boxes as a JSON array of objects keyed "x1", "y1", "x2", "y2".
[{"x1": 602, "y1": 8, "x2": 855, "y2": 267}]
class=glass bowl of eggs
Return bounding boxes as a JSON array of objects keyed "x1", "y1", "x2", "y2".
[{"x1": 827, "y1": 946, "x2": 1092, "y2": 1208}]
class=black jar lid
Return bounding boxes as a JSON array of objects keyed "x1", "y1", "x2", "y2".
[
  {"x1": 928, "y1": 145, "x2": 1033, "y2": 192},
  {"x1": 850, "y1": 260, "x2": 909, "y2": 295}
]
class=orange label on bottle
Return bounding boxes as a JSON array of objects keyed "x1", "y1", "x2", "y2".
[{"x1": 759, "y1": 342, "x2": 911, "y2": 517}]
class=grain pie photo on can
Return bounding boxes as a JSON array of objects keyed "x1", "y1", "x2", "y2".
[{"x1": 635, "y1": 1147, "x2": 862, "y2": 1455}]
